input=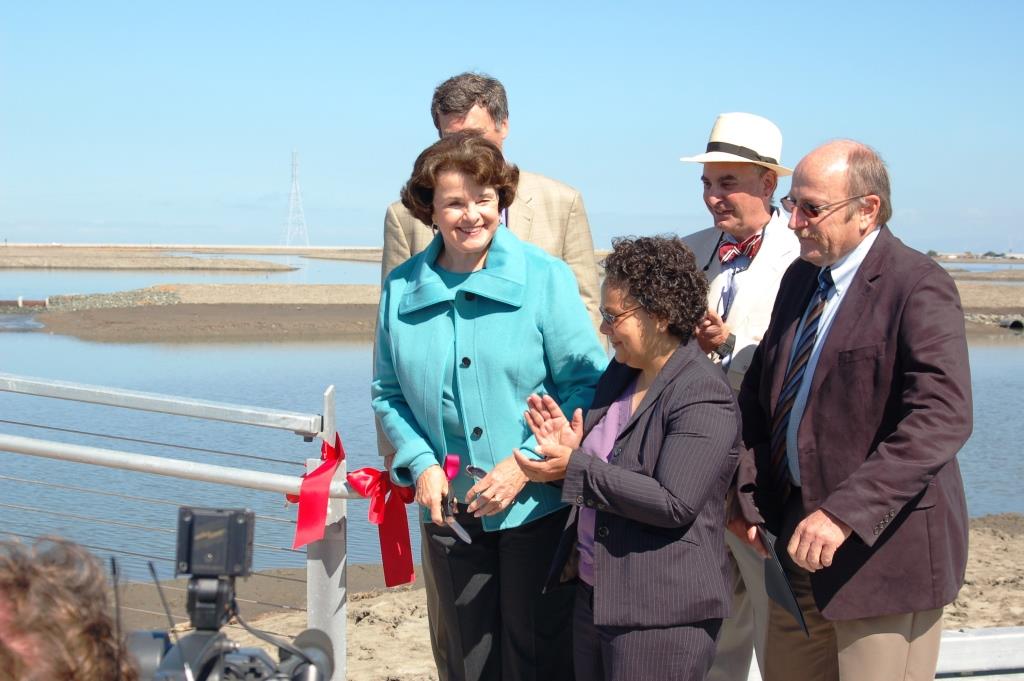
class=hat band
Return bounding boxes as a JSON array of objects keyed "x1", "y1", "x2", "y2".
[{"x1": 706, "y1": 141, "x2": 779, "y2": 166}]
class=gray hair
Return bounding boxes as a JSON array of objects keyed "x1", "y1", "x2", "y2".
[
  {"x1": 430, "y1": 72, "x2": 509, "y2": 133},
  {"x1": 843, "y1": 141, "x2": 892, "y2": 226}
]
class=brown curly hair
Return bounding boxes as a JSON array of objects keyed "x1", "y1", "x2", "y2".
[
  {"x1": 400, "y1": 130, "x2": 519, "y2": 226},
  {"x1": 602, "y1": 235, "x2": 709, "y2": 343},
  {"x1": 0, "y1": 538, "x2": 139, "y2": 681}
]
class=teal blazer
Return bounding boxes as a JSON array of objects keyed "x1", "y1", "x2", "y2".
[{"x1": 372, "y1": 227, "x2": 608, "y2": 531}]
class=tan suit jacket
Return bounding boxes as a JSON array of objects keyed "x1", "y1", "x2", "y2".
[{"x1": 381, "y1": 170, "x2": 602, "y2": 331}]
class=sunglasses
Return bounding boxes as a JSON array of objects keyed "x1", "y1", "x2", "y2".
[
  {"x1": 780, "y1": 194, "x2": 871, "y2": 219},
  {"x1": 599, "y1": 305, "x2": 642, "y2": 326}
]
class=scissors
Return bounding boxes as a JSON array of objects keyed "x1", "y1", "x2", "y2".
[
  {"x1": 466, "y1": 465, "x2": 488, "y2": 482},
  {"x1": 442, "y1": 488, "x2": 472, "y2": 544}
]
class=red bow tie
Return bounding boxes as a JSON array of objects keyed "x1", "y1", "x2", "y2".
[{"x1": 718, "y1": 232, "x2": 763, "y2": 265}]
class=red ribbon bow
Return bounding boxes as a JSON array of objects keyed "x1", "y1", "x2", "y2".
[
  {"x1": 287, "y1": 432, "x2": 417, "y2": 587},
  {"x1": 345, "y1": 467, "x2": 416, "y2": 587}
]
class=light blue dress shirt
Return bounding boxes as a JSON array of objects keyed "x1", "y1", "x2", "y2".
[{"x1": 786, "y1": 229, "x2": 881, "y2": 485}]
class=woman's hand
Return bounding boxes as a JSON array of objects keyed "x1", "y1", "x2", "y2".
[
  {"x1": 525, "y1": 394, "x2": 583, "y2": 450},
  {"x1": 415, "y1": 465, "x2": 449, "y2": 526},
  {"x1": 514, "y1": 442, "x2": 574, "y2": 482},
  {"x1": 465, "y1": 455, "x2": 528, "y2": 517}
]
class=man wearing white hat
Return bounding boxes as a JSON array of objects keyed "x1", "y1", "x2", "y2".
[{"x1": 680, "y1": 112, "x2": 800, "y2": 681}]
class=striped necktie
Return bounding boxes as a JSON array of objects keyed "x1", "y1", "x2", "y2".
[{"x1": 769, "y1": 268, "x2": 834, "y2": 498}]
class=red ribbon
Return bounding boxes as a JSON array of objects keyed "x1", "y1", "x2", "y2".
[
  {"x1": 343, "y1": 453, "x2": 459, "y2": 587},
  {"x1": 346, "y1": 467, "x2": 416, "y2": 587},
  {"x1": 288, "y1": 438, "x2": 459, "y2": 587},
  {"x1": 442, "y1": 453, "x2": 460, "y2": 482},
  {"x1": 289, "y1": 433, "x2": 346, "y2": 549}
]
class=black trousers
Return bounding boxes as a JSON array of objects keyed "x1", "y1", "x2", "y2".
[
  {"x1": 573, "y1": 582, "x2": 721, "y2": 681},
  {"x1": 421, "y1": 506, "x2": 575, "y2": 681}
]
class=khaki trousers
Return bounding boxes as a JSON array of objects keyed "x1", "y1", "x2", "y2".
[
  {"x1": 706, "y1": 530, "x2": 769, "y2": 681},
  {"x1": 763, "y1": 567, "x2": 943, "y2": 681}
]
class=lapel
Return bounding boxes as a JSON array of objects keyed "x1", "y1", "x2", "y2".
[
  {"x1": 743, "y1": 209, "x2": 791, "y2": 281},
  {"x1": 398, "y1": 227, "x2": 528, "y2": 315},
  {"x1": 805, "y1": 227, "x2": 889, "y2": 399},
  {"x1": 618, "y1": 342, "x2": 695, "y2": 438},
  {"x1": 507, "y1": 175, "x2": 535, "y2": 243}
]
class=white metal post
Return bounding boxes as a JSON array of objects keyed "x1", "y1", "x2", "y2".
[{"x1": 306, "y1": 386, "x2": 347, "y2": 681}]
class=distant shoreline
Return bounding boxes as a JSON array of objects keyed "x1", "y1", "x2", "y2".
[
  {"x1": 0, "y1": 278, "x2": 1018, "y2": 343},
  {"x1": 0, "y1": 243, "x2": 383, "y2": 264},
  {"x1": 2, "y1": 245, "x2": 1022, "y2": 343}
]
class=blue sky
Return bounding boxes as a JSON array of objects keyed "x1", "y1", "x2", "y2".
[{"x1": 1, "y1": 1, "x2": 1021, "y2": 252}]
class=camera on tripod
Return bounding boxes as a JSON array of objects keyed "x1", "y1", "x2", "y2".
[{"x1": 129, "y1": 507, "x2": 333, "y2": 681}]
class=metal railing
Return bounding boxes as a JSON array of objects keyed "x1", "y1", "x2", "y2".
[
  {"x1": 0, "y1": 372, "x2": 356, "y2": 681},
  {"x1": 0, "y1": 372, "x2": 323, "y2": 439}
]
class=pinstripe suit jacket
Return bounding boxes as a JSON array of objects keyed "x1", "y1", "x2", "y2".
[
  {"x1": 381, "y1": 169, "x2": 602, "y2": 333},
  {"x1": 545, "y1": 341, "x2": 741, "y2": 628}
]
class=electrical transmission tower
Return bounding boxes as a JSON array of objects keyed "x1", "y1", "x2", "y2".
[{"x1": 284, "y1": 151, "x2": 310, "y2": 247}]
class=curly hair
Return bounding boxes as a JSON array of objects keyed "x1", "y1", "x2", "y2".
[
  {"x1": 602, "y1": 235, "x2": 709, "y2": 342},
  {"x1": 400, "y1": 130, "x2": 519, "y2": 226},
  {"x1": 0, "y1": 538, "x2": 139, "y2": 681}
]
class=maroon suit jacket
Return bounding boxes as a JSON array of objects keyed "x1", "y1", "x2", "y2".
[{"x1": 737, "y1": 227, "x2": 972, "y2": 620}]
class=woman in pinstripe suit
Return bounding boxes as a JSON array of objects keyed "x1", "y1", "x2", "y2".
[{"x1": 516, "y1": 236, "x2": 741, "y2": 681}]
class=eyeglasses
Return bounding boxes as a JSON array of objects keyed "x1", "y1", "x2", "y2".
[
  {"x1": 599, "y1": 305, "x2": 642, "y2": 326},
  {"x1": 781, "y1": 194, "x2": 871, "y2": 219}
]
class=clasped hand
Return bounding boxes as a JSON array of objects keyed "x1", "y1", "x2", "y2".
[
  {"x1": 695, "y1": 308, "x2": 730, "y2": 355},
  {"x1": 514, "y1": 393, "x2": 583, "y2": 483}
]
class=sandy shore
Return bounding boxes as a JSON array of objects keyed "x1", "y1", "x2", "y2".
[
  {"x1": 123, "y1": 515, "x2": 1022, "y2": 681},
  {"x1": 949, "y1": 269, "x2": 1024, "y2": 281},
  {"x1": 0, "y1": 246, "x2": 296, "y2": 271},
  {"x1": 1, "y1": 278, "x2": 1019, "y2": 343},
  {"x1": 21, "y1": 284, "x2": 381, "y2": 342}
]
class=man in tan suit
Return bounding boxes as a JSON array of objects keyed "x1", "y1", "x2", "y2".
[
  {"x1": 381, "y1": 72, "x2": 601, "y2": 331},
  {"x1": 379, "y1": 72, "x2": 601, "y2": 681}
]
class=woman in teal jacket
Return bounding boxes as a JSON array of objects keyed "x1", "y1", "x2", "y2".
[{"x1": 372, "y1": 132, "x2": 606, "y2": 681}]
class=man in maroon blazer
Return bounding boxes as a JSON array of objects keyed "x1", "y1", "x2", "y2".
[{"x1": 733, "y1": 140, "x2": 972, "y2": 681}]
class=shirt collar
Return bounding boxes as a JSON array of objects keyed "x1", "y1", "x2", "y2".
[
  {"x1": 721, "y1": 207, "x2": 778, "y2": 245},
  {"x1": 825, "y1": 228, "x2": 881, "y2": 295}
]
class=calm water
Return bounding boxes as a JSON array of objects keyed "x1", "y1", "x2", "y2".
[
  {"x1": 0, "y1": 255, "x2": 381, "y2": 299},
  {"x1": 1, "y1": 330, "x2": 1022, "y2": 582},
  {"x1": 0, "y1": 333, "x2": 402, "y2": 582}
]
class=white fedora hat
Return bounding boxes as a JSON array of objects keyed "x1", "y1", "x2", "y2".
[{"x1": 680, "y1": 112, "x2": 792, "y2": 176}]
